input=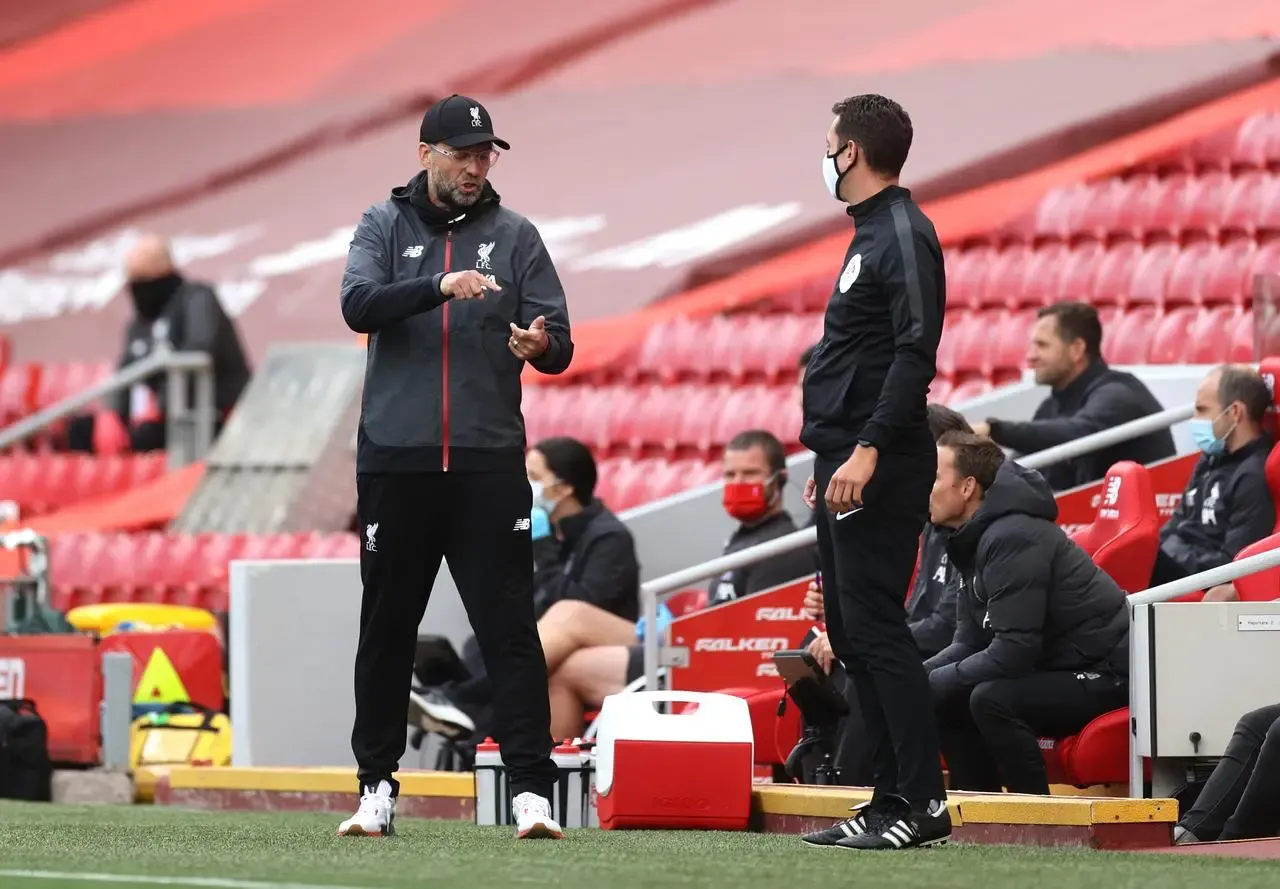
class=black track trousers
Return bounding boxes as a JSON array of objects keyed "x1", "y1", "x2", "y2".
[
  {"x1": 814, "y1": 444, "x2": 948, "y2": 807},
  {"x1": 351, "y1": 471, "x2": 557, "y2": 799}
]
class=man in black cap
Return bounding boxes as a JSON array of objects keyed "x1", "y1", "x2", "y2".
[{"x1": 338, "y1": 94, "x2": 572, "y2": 840}]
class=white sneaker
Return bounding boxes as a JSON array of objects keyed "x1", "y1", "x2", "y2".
[
  {"x1": 513, "y1": 791, "x2": 564, "y2": 839},
  {"x1": 337, "y1": 780, "x2": 396, "y2": 836},
  {"x1": 408, "y1": 688, "x2": 476, "y2": 739}
]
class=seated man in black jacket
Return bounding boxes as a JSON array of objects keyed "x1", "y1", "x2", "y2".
[
  {"x1": 410, "y1": 436, "x2": 640, "y2": 741},
  {"x1": 1150, "y1": 364, "x2": 1275, "y2": 587},
  {"x1": 67, "y1": 232, "x2": 251, "y2": 453},
  {"x1": 972, "y1": 302, "x2": 1174, "y2": 491},
  {"x1": 925, "y1": 432, "x2": 1129, "y2": 796}
]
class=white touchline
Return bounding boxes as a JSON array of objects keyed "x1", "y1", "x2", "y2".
[{"x1": 0, "y1": 871, "x2": 370, "y2": 889}]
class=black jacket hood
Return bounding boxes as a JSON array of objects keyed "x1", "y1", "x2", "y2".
[
  {"x1": 391, "y1": 171, "x2": 501, "y2": 229},
  {"x1": 949, "y1": 461, "x2": 1057, "y2": 563}
]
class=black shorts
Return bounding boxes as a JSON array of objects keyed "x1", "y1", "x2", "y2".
[{"x1": 625, "y1": 645, "x2": 644, "y2": 685}]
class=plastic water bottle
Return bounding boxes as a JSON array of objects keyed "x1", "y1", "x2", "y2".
[
  {"x1": 581, "y1": 747, "x2": 599, "y2": 828},
  {"x1": 551, "y1": 742, "x2": 584, "y2": 829},
  {"x1": 473, "y1": 738, "x2": 508, "y2": 826}
]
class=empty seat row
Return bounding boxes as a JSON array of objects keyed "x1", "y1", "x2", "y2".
[
  {"x1": 627, "y1": 312, "x2": 822, "y2": 385},
  {"x1": 525, "y1": 382, "x2": 804, "y2": 458},
  {"x1": 950, "y1": 238, "x2": 1280, "y2": 311},
  {"x1": 994, "y1": 171, "x2": 1280, "y2": 245},
  {"x1": 46, "y1": 531, "x2": 361, "y2": 614},
  {"x1": 0, "y1": 453, "x2": 167, "y2": 516},
  {"x1": 940, "y1": 304, "x2": 1255, "y2": 378},
  {"x1": 0, "y1": 361, "x2": 113, "y2": 425},
  {"x1": 763, "y1": 235, "x2": 1280, "y2": 316},
  {"x1": 1135, "y1": 111, "x2": 1280, "y2": 174},
  {"x1": 595, "y1": 456, "x2": 723, "y2": 512}
]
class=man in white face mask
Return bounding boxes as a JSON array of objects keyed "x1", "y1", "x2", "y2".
[{"x1": 799, "y1": 94, "x2": 951, "y2": 852}]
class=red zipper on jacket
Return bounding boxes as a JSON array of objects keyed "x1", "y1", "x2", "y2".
[{"x1": 442, "y1": 233, "x2": 452, "y2": 472}]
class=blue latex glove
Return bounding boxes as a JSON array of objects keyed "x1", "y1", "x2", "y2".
[
  {"x1": 530, "y1": 506, "x2": 552, "y2": 541},
  {"x1": 635, "y1": 602, "x2": 675, "y2": 643}
]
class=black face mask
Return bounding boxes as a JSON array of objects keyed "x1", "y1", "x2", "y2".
[{"x1": 128, "y1": 273, "x2": 182, "y2": 320}]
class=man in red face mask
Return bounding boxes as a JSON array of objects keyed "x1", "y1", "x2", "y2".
[{"x1": 711, "y1": 430, "x2": 817, "y2": 605}]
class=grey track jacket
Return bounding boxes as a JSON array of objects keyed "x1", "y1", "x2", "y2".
[{"x1": 341, "y1": 175, "x2": 573, "y2": 473}]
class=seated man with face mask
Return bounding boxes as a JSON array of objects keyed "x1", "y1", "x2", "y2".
[
  {"x1": 1149, "y1": 364, "x2": 1275, "y2": 587},
  {"x1": 711, "y1": 429, "x2": 816, "y2": 604},
  {"x1": 924, "y1": 432, "x2": 1129, "y2": 796},
  {"x1": 66, "y1": 233, "x2": 251, "y2": 454}
]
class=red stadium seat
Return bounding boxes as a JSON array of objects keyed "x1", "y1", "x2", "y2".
[
  {"x1": 1030, "y1": 184, "x2": 1091, "y2": 242},
  {"x1": 1228, "y1": 309, "x2": 1256, "y2": 362},
  {"x1": 1106, "y1": 174, "x2": 1161, "y2": 240},
  {"x1": 0, "y1": 363, "x2": 39, "y2": 426},
  {"x1": 1221, "y1": 172, "x2": 1279, "y2": 238},
  {"x1": 671, "y1": 385, "x2": 732, "y2": 456},
  {"x1": 951, "y1": 309, "x2": 1000, "y2": 377},
  {"x1": 1138, "y1": 173, "x2": 1193, "y2": 238},
  {"x1": 1233, "y1": 112, "x2": 1280, "y2": 169},
  {"x1": 1186, "y1": 126, "x2": 1241, "y2": 172},
  {"x1": 1070, "y1": 461, "x2": 1161, "y2": 593},
  {"x1": 1102, "y1": 306, "x2": 1157, "y2": 365},
  {"x1": 1163, "y1": 241, "x2": 1212, "y2": 307},
  {"x1": 947, "y1": 247, "x2": 987, "y2": 309},
  {"x1": 1049, "y1": 242, "x2": 1104, "y2": 306},
  {"x1": 1233, "y1": 533, "x2": 1280, "y2": 602},
  {"x1": 1016, "y1": 245, "x2": 1068, "y2": 308},
  {"x1": 1147, "y1": 306, "x2": 1201, "y2": 364},
  {"x1": 1126, "y1": 243, "x2": 1179, "y2": 306},
  {"x1": 1176, "y1": 171, "x2": 1233, "y2": 238},
  {"x1": 948, "y1": 377, "x2": 993, "y2": 405},
  {"x1": 1055, "y1": 708, "x2": 1132, "y2": 787},
  {"x1": 1089, "y1": 243, "x2": 1143, "y2": 306},
  {"x1": 632, "y1": 316, "x2": 707, "y2": 384},
  {"x1": 1075, "y1": 177, "x2": 1133, "y2": 241},
  {"x1": 977, "y1": 246, "x2": 1029, "y2": 308},
  {"x1": 987, "y1": 310, "x2": 1037, "y2": 379},
  {"x1": 1182, "y1": 306, "x2": 1248, "y2": 365},
  {"x1": 34, "y1": 362, "x2": 112, "y2": 412},
  {"x1": 666, "y1": 589, "x2": 709, "y2": 617},
  {"x1": 1200, "y1": 239, "x2": 1256, "y2": 306}
]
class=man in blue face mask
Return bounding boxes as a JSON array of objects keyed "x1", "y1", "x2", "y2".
[{"x1": 1150, "y1": 365, "x2": 1276, "y2": 587}]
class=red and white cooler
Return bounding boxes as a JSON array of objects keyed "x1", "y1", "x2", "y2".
[{"x1": 594, "y1": 690, "x2": 754, "y2": 831}]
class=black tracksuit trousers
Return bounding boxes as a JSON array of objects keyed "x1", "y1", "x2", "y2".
[
  {"x1": 1179, "y1": 703, "x2": 1280, "y2": 841},
  {"x1": 352, "y1": 471, "x2": 557, "y2": 800},
  {"x1": 813, "y1": 445, "x2": 947, "y2": 807}
]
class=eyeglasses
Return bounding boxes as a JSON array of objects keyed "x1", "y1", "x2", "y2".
[{"x1": 430, "y1": 144, "x2": 500, "y2": 168}]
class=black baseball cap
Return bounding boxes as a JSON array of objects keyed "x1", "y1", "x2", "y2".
[{"x1": 420, "y1": 94, "x2": 510, "y2": 150}]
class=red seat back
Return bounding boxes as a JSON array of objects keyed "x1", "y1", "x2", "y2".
[
  {"x1": 1232, "y1": 532, "x2": 1280, "y2": 602},
  {"x1": 1070, "y1": 461, "x2": 1161, "y2": 593}
]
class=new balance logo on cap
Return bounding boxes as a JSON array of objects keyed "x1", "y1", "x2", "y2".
[
  {"x1": 513, "y1": 518, "x2": 531, "y2": 532},
  {"x1": 402, "y1": 245, "x2": 423, "y2": 258}
]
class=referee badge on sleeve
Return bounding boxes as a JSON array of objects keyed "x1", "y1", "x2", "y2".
[{"x1": 839, "y1": 253, "x2": 862, "y2": 293}]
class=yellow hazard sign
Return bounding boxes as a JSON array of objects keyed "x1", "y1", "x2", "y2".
[{"x1": 133, "y1": 647, "x2": 190, "y2": 705}]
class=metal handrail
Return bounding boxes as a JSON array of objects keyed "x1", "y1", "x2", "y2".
[
  {"x1": 641, "y1": 526, "x2": 816, "y2": 690},
  {"x1": 1017, "y1": 404, "x2": 1193, "y2": 471},
  {"x1": 0, "y1": 347, "x2": 215, "y2": 468},
  {"x1": 1127, "y1": 545, "x2": 1280, "y2": 797}
]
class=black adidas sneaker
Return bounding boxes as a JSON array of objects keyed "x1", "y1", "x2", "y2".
[
  {"x1": 801, "y1": 800, "x2": 885, "y2": 847},
  {"x1": 834, "y1": 797, "x2": 951, "y2": 850}
]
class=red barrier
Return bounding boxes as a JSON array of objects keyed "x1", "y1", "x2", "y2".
[
  {"x1": 668, "y1": 578, "x2": 814, "y2": 693},
  {"x1": 0, "y1": 634, "x2": 100, "y2": 763}
]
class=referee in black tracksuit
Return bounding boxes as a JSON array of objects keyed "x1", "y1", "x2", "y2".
[
  {"x1": 799, "y1": 95, "x2": 950, "y2": 851},
  {"x1": 336, "y1": 95, "x2": 571, "y2": 839}
]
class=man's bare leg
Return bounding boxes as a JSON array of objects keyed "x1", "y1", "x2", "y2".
[
  {"x1": 538, "y1": 600, "x2": 636, "y2": 673},
  {"x1": 548, "y1": 646, "x2": 631, "y2": 740}
]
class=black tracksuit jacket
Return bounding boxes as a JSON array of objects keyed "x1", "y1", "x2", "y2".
[{"x1": 800, "y1": 185, "x2": 944, "y2": 459}]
